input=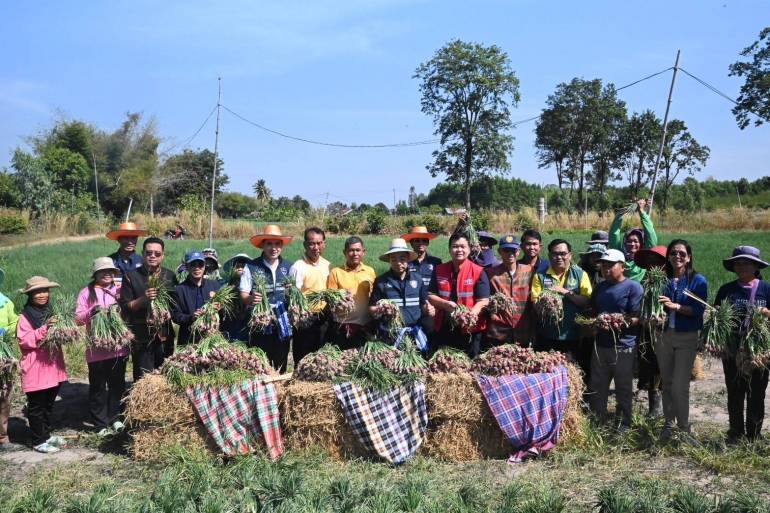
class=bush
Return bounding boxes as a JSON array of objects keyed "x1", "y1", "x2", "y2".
[
  {"x1": 365, "y1": 209, "x2": 387, "y2": 234},
  {"x1": 471, "y1": 211, "x2": 490, "y2": 231},
  {"x1": 0, "y1": 213, "x2": 28, "y2": 234},
  {"x1": 326, "y1": 213, "x2": 365, "y2": 234}
]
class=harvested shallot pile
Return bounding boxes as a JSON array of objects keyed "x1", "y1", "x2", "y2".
[
  {"x1": 427, "y1": 347, "x2": 472, "y2": 374},
  {"x1": 293, "y1": 344, "x2": 357, "y2": 382},
  {"x1": 471, "y1": 344, "x2": 568, "y2": 376}
]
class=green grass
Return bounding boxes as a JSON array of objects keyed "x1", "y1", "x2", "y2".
[{"x1": 1, "y1": 230, "x2": 767, "y2": 304}]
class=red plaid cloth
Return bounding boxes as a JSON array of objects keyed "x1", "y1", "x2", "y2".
[
  {"x1": 186, "y1": 378, "x2": 284, "y2": 459},
  {"x1": 476, "y1": 366, "x2": 568, "y2": 462}
]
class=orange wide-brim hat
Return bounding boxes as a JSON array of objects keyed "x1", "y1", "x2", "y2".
[
  {"x1": 401, "y1": 225, "x2": 438, "y2": 242},
  {"x1": 250, "y1": 224, "x2": 293, "y2": 248},
  {"x1": 634, "y1": 246, "x2": 668, "y2": 269},
  {"x1": 106, "y1": 222, "x2": 149, "y2": 241}
]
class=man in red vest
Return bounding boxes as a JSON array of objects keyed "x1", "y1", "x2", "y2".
[{"x1": 427, "y1": 233, "x2": 490, "y2": 357}]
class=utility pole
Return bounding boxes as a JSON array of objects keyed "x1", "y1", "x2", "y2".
[
  {"x1": 393, "y1": 188, "x2": 396, "y2": 211},
  {"x1": 736, "y1": 185, "x2": 743, "y2": 209},
  {"x1": 92, "y1": 150, "x2": 101, "y2": 225},
  {"x1": 208, "y1": 77, "x2": 222, "y2": 248},
  {"x1": 648, "y1": 50, "x2": 681, "y2": 215}
]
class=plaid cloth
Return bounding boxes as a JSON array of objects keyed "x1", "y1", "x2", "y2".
[
  {"x1": 186, "y1": 378, "x2": 284, "y2": 459},
  {"x1": 476, "y1": 365, "x2": 569, "y2": 462},
  {"x1": 333, "y1": 381, "x2": 427, "y2": 464}
]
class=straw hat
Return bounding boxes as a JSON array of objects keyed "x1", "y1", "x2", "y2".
[
  {"x1": 379, "y1": 238, "x2": 418, "y2": 263},
  {"x1": 18, "y1": 276, "x2": 60, "y2": 294},
  {"x1": 106, "y1": 222, "x2": 148, "y2": 241},
  {"x1": 92, "y1": 257, "x2": 119, "y2": 275},
  {"x1": 401, "y1": 226, "x2": 438, "y2": 242},
  {"x1": 249, "y1": 224, "x2": 293, "y2": 248}
]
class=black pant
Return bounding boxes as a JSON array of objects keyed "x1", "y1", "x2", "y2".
[
  {"x1": 132, "y1": 340, "x2": 166, "y2": 383},
  {"x1": 637, "y1": 336, "x2": 661, "y2": 391},
  {"x1": 88, "y1": 357, "x2": 128, "y2": 429},
  {"x1": 723, "y1": 355, "x2": 770, "y2": 439},
  {"x1": 251, "y1": 332, "x2": 290, "y2": 373},
  {"x1": 292, "y1": 317, "x2": 328, "y2": 365},
  {"x1": 432, "y1": 325, "x2": 482, "y2": 358},
  {"x1": 26, "y1": 385, "x2": 60, "y2": 446}
]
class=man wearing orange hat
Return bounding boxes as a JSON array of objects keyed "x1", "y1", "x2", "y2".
[
  {"x1": 402, "y1": 226, "x2": 439, "y2": 336},
  {"x1": 239, "y1": 225, "x2": 294, "y2": 372},
  {"x1": 106, "y1": 222, "x2": 149, "y2": 288}
]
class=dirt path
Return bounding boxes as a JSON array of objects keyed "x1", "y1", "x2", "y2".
[{"x1": 0, "y1": 233, "x2": 102, "y2": 251}]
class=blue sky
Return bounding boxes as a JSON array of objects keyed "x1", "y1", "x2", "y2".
[{"x1": 1, "y1": 1, "x2": 768, "y2": 207}]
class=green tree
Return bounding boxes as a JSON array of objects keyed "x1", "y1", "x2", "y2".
[
  {"x1": 729, "y1": 27, "x2": 770, "y2": 129},
  {"x1": 10, "y1": 150, "x2": 56, "y2": 215},
  {"x1": 0, "y1": 170, "x2": 21, "y2": 208},
  {"x1": 40, "y1": 147, "x2": 90, "y2": 193},
  {"x1": 157, "y1": 149, "x2": 228, "y2": 211},
  {"x1": 658, "y1": 120, "x2": 710, "y2": 210},
  {"x1": 619, "y1": 110, "x2": 662, "y2": 197},
  {"x1": 414, "y1": 39, "x2": 521, "y2": 211},
  {"x1": 217, "y1": 192, "x2": 258, "y2": 218}
]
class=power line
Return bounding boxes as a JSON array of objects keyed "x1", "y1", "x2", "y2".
[
  {"x1": 222, "y1": 105, "x2": 440, "y2": 148},
  {"x1": 159, "y1": 104, "x2": 218, "y2": 156},
  {"x1": 219, "y1": 65, "x2": 679, "y2": 147},
  {"x1": 679, "y1": 67, "x2": 770, "y2": 123}
]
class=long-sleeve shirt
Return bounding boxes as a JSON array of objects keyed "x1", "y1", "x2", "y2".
[
  {"x1": 608, "y1": 211, "x2": 658, "y2": 282},
  {"x1": 0, "y1": 293, "x2": 18, "y2": 334},
  {"x1": 119, "y1": 266, "x2": 178, "y2": 343},
  {"x1": 172, "y1": 278, "x2": 221, "y2": 345},
  {"x1": 16, "y1": 314, "x2": 68, "y2": 393},
  {"x1": 75, "y1": 285, "x2": 130, "y2": 363},
  {"x1": 664, "y1": 273, "x2": 708, "y2": 333}
]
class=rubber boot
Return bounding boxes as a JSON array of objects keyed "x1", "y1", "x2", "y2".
[{"x1": 648, "y1": 390, "x2": 662, "y2": 418}]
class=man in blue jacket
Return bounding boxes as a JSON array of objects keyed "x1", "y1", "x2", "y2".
[{"x1": 172, "y1": 251, "x2": 220, "y2": 346}]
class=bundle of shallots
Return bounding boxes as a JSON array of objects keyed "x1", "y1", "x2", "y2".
[
  {"x1": 372, "y1": 299, "x2": 404, "y2": 339},
  {"x1": 450, "y1": 304, "x2": 477, "y2": 333},
  {"x1": 737, "y1": 306, "x2": 770, "y2": 376},
  {"x1": 89, "y1": 305, "x2": 134, "y2": 351},
  {"x1": 427, "y1": 347, "x2": 472, "y2": 374},
  {"x1": 293, "y1": 344, "x2": 357, "y2": 382},
  {"x1": 471, "y1": 344, "x2": 568, "y2": 376},
  {"x1": 640, "y1": 266, "x2": 668, "y2": 344},
  {"x1": 147, "y1": 274, "x2": 174, "y2": 336},
  {"x1": 282, "y1": 277, "x2": 314, "y2": 330},
  {"x1": 307, "y1": 289, "x2": 356, "y2": 321},
  {"x1": 43, "y1": 294, "x2": 83, "y2": 350},
  {"x1": 248, "y1": 271, "x2": 275, "y2": 334},
  {"x1": 534, "y1": 289, "x2": 564, "y2": 331},
  {"x1": 577, "y1": 313, "x2": 629, "y2": 345},
  {"x1": 191, "y1": 286, "x2": 236, "y2": 339},
  {"x1": 0, "y1": 331, "x2": 19, "y2": 393},
  {"x1": 486, "y1": 292, "x2": 516, "y2": 317},
  {"x1": 699, "y1": 301, "x2": 738, "y2": 357}
]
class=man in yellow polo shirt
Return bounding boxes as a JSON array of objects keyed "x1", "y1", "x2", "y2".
[
  {"x1": 288, "y1": 227, "x2": 331, "y2": 364},
  {"x1": 327, "y1": 235, "x2": 376, "y2": 349},
  {"x1": 530, "y1": 238, "x2": 592, "y2": 358}
]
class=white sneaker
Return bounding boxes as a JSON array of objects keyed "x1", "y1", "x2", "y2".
[
  {"x1": 46, "y1": 435, "x2": 67, "y2": 448},
  {"x1": 112, "y1": 421, "x2": 125, "y2": 433},
  {"x1": 33, "y1": 442, "x2": 60, "y2": 454},
  {"x1": 97, "y1": 428, "x2": 113, "y2": 438}
]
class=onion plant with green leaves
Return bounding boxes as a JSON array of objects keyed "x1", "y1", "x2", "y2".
[
  {"x1": 282, "y1": 276, "x2": 314, "y2": 329},
  {"x1": 147, "y1": 274, "x2": 175, "y2": 336},
  {"x1": 534, "y1": 289, "x2": 564, "y2": 333},
  {"x1": 699, "y1": 300, "x2": 738, "y2": 357},
  {"x1": 248, "y1": 271, "x2": 275, "y2": 334},
  {"x1": 89, "y1": 304, "x2": 134, "y2": 351},
  {"x1": 190, "y1": 285, "x2": 236, "y2": 340},
  {"x1": 640, "y1": 266, "x2": 668, "y2": 344},
  {"x1": 43, "y1": 293, "x2": 82, "y2": 350},
  {"x1": 737, "y1": 305, "x2": 770, "y2": 376},
  {"x1": 0, "y1": 330, "x2": 19, "y2": 393}
]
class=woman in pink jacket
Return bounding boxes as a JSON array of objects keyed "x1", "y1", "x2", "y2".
[
  {"x1": 16, "y1": 276, "x2": 68, "y2": 454},
  {"x1": 75, "y1": 257, "x2": 130, "y2": 436}
]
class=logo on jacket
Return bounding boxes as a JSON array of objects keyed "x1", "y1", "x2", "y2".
[
  {"x1": 463, "y1": 279, "x2": 473, "y2": 286},
  {"x1": 410, "y1": 280, "x2": 418, "y2": 288}
]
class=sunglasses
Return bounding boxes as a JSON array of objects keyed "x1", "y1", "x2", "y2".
[
  {"x1": 550, "y1": 251, "x2": 570, "y2": 258},
  {"x1": 144, "y1": 250, "x2": 163, "y2": 257},
  {"x1": 669, "y1": 250, "x2": 688, "y2": 258}
]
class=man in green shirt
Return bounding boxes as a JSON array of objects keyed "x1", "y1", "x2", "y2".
[{"x1": 608, "y1": 199, "x2": 658, "y2": 283}]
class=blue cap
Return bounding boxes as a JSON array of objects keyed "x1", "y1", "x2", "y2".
[
  {"x1": 498, "y1": 235, "x2": 520, "y2": 251},
  {"x1": 184, "y1": 250, "x2": 206, "y2": 265}
]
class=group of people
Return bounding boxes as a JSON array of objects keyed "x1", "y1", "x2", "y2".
[{"x1": 1, "y1": 200, "x2": 769, "y2": 454}]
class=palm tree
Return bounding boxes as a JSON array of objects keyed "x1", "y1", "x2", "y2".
[{"x1": 253, "y1": 179, "x2": 272, "y2": 204}]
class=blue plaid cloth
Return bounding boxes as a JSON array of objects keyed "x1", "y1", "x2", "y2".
[
  {"x1": 476, "y1": 365, "x2": 569, "y2": 458},
  {"x1": 333, "y1": 381, "x2": 427, "y2": 464}
]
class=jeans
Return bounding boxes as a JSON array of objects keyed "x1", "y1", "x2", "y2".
[
  {"x1": 590, "y1": 346, "x2": 635, "y2": 426},
  {"x1": 654, "y1": 330, "x2": 698, "y2": 430}
]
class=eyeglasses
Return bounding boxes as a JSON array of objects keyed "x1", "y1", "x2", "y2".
[
  {"x1": 669, "y1": 251, "x2": 688, "y2": 257},
  {"x1": 144, "y1": 250, "x2": 163, "y2": 257},
  {"x1": 550, "y1": 251, "x2": 570, "y2": 258}
]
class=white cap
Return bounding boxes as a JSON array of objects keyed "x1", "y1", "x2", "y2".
[{"x1": 598, "y1": 249, "x2": 626, "y2": 264}]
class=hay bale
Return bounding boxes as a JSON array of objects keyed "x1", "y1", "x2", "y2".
[
  {"x1": 280, "y1": 380, "x2": 366, "y2": 459},
  {"x1": 423, "y1": 363, "x2": 587, "y2": 461},
  {"x1": 124, "y1": 373, "x2": 197, "y2": 427},
  {"x1": 130, "y1": 424, "x2": 216, "y2": 462}
]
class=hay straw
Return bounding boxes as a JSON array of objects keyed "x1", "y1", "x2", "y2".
[
  {"x1": 124, "y1": 373, "x2": 196, "y2": 427},
  {"x1": 425, "y1": 373, "x2": 484, "y2": 422},
  {"x1": 421, "y1": 420, "x2": 481, "y2": 461},
  {"x1": 130, "y1": 424, "x2": 216, "y2": 462},
  {"x1": 561, "y1": 362, "x2": 588, "y2": 446}
]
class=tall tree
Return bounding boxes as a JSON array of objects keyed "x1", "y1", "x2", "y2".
[
  {"x1": 253, "y1": 179, "x2": 272, "y2": 204},
  {"x1": 157, "y1": 149, "x2": 228, "y2": 211},
  {"x1": 10, "y1": 150, "x2": 56, "y2": 215},
  {"x1": 658, "y1": 120, "x2": 710, "y2": 210},
  {"x1": 414, "y1": 40, "x2": 520, "y2": 210},
  {"x1": 535, "y1": 104, "x2": 574, "y2": 190},
  {"x1": 728, "y1": 27, "x2": 770, "y2": 129},
  {"x1": 619, "y1": 110, "x2": 662, "y2": 196}
]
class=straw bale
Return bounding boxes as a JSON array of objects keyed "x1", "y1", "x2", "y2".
[
  {"x1": 421, "y1": 420, "x2": 480, "y2": 461},
  {"x1": 280, "y1": 380, "x2": 366, "y2": 459},
  {"x1": 130, "y1": 424, "x2": 216, "y2": 462},
  {"x1": 124, "y1": 373, "x2": 197, "y2": 427},
  {"x1": 561, "y1": 362, "x2": 588, "y2": 445},
  {"x1": 425, "y1": 373, "x2": 485, "y2": 422}
]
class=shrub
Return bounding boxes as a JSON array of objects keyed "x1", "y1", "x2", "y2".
[
  {"x1": 0, "y1": 213, "x2": 28, "y2": 234},
  {"x1": 365, "y1": 209, "x2": 387, "y2": 234}
]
